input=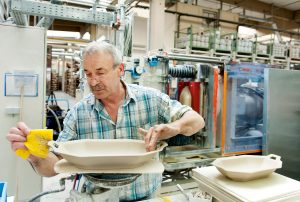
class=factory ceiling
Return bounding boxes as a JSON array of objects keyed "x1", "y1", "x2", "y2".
[{"x1": 2, "y1": 0, "x2": 300, "y2": 37}]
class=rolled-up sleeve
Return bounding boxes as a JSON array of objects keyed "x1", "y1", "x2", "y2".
[
  {"x1": 56, "y1": 108, "x2": 77, "y2": 142},
  {"x1": 156, "y1": 91, "x2": 193, "y2": 123}
]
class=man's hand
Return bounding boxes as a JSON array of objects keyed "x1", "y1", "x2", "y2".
[
  {"x1": 6, "y1": 122, "x2": 30, "y2": 151},
  {"x1": 6, "y1": 122, "x2": 60, "y2": 177},
  {"x1": 139, "y1": 124, "x2": 180, "y2": 151}
]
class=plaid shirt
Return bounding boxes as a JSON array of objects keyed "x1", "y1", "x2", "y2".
[{"x1": 57, "y1": 82, "x2": 192, "y2": 201}]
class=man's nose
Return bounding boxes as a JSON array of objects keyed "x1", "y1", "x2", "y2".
[{"x1": 89, "y1": 77, "x2": 99, "y2": 86}]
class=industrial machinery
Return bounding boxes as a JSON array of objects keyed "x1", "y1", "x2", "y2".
[
  {"x1": 221, "y1": 62, "x2": 268, "y2": 155},
  {"x1": 263, "y1": 68, "x2": 300, "y2": 181},
  {"x1": 124, "y1": 51, "x2": 225, "y2": 176}
]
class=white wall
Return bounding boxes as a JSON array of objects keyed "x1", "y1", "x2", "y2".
[{"x1": 0, "y1": 24, "x2": 46, "y2": 200}]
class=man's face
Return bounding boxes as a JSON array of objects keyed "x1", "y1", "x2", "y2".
[{"x1": 83, "y1": 51, "x2": 123, "y2": 100}]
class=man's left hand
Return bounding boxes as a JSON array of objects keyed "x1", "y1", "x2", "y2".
[{"x1": 138, "y1": 124, "x2": 180, "y2": 151}]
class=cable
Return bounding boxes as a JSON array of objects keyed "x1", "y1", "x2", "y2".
[
  {"x1": 76, "y1": 175, "x2": 82, "y2": 190},
  {"x1": 27, "y1": 177, "x2": 67, "y2": 202},
  {"x1": 28, "y1": 186, "x2": 65, "y2": 202},
  {"x1": 72, "y1": 174, "x2": 78, "y2": 190},
  {"x1": 46, "y1": 105, "x2": 62, "y2": 132}
]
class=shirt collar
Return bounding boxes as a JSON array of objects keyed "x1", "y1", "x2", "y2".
[
  {"x1": 87, "y1": 94, "x2": 104, "y2": 112},
  {"x1": 122, "y1": 80, "x2": 137, "y2": 105}
]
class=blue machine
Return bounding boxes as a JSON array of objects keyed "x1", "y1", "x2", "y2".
[
  {"x1": 125, "y1": 58, "x2": 145, "y2": 79},
  {"x1": 222, "y1": 63, "x2": 268, "y2": 155},
  {"x1": 0, "y1": 182, "x2": 7, "y2": 202}
]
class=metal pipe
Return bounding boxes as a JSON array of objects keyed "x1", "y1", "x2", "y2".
[
  {"x1": 165, "y1": 55, "x2": 224, "y2": 64},
  {"x1": 168, "y1": 52, "x2": 222, "y2": 60},
  {"x1": 155, "y1": 52, "x2": 225, "y2": 64},
  {"x1": 168, "y1": 56, "x2": 223, "y2": 63}
]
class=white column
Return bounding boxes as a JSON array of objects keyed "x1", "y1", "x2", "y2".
[{"x1": 148, "y1": 0, "x2": 165, "y2": 51}]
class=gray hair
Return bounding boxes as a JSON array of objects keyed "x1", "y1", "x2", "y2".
[{"x1": 82, "y1": 41, "x2": 122, "y2": 67}]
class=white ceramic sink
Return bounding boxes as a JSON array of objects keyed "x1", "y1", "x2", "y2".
[
  {"x1": 212, "y1": 154, "x2": 282, "y2": 181},
  {"x1": 49, "y1": 139, "x2": 167, "y2": 169}
]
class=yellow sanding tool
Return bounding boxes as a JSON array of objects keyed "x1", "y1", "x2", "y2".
[{"x1": 15, "y1": 129, "x2": 53, "y2": 159}]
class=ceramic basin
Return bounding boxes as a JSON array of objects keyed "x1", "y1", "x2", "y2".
[
  {"x1": 48, "y1": 139, "x2": 167, "y2": 169},
  {"x1": 212, "y1": 154, "x2": 282, "y2": 181}
]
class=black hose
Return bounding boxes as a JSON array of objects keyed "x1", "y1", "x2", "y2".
[{"x1": 169, "y1": 65, "x2": 197, "y2": 78}]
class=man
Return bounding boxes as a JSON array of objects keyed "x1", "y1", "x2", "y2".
[{"x1": 6, "y1": 41, "x2": 205, "y2": 201}]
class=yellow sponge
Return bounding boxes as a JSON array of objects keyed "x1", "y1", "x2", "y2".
[
  {"x1": 163, "y1": 197, "x2": 172, "y2": 202},
  {"x1": 16, "y1": 129, "x2": 53, "y2": 159}
]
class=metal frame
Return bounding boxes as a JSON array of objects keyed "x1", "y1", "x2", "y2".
[
  {"x1": 10, "y1": 0, "x2": 115, "y2": 26},
  {"x1": 156, "y1": 52, "x2": 223, "y2": 171},
  {"x1": 36, "y1": 17, "x2": 54, "y2": 29},
  {"x1": 0, "y1": 0, "x2": 8, "y2": 22}
]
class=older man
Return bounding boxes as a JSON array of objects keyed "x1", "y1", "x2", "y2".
[{"x1": 6, "y1": 41, "x2": 205, "y2": 201}]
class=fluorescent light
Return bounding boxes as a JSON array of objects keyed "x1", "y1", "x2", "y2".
[{"x1": 47, "y1": 30, "x2": 80, "y2": 38}]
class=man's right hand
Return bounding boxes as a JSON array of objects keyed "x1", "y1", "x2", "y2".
[
  {"x1": 6, "y1": 122, "x2": 30, "y2": 152},
  {"x1": 6, "y1": 122, "x2": 59, "y2": 177}
]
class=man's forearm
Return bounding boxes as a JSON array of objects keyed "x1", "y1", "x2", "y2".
[
  {"x1": 140, "y1": 110, "x2": 205, "y2": 151},
  {"x1": 170, "y1": 110, "x2": 205, "y2": 136},
  {"x1": 27, "y1": 152, "x2": 60, "y2": 177}
]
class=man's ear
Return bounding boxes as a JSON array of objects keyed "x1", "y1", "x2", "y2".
[{"x1": 119, "y1": 63, "x2": 125, "y2": 76}]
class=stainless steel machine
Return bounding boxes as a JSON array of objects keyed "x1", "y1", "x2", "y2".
[{"x1": 263, "y1": 68, "x2": 300, "y2": 181}]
